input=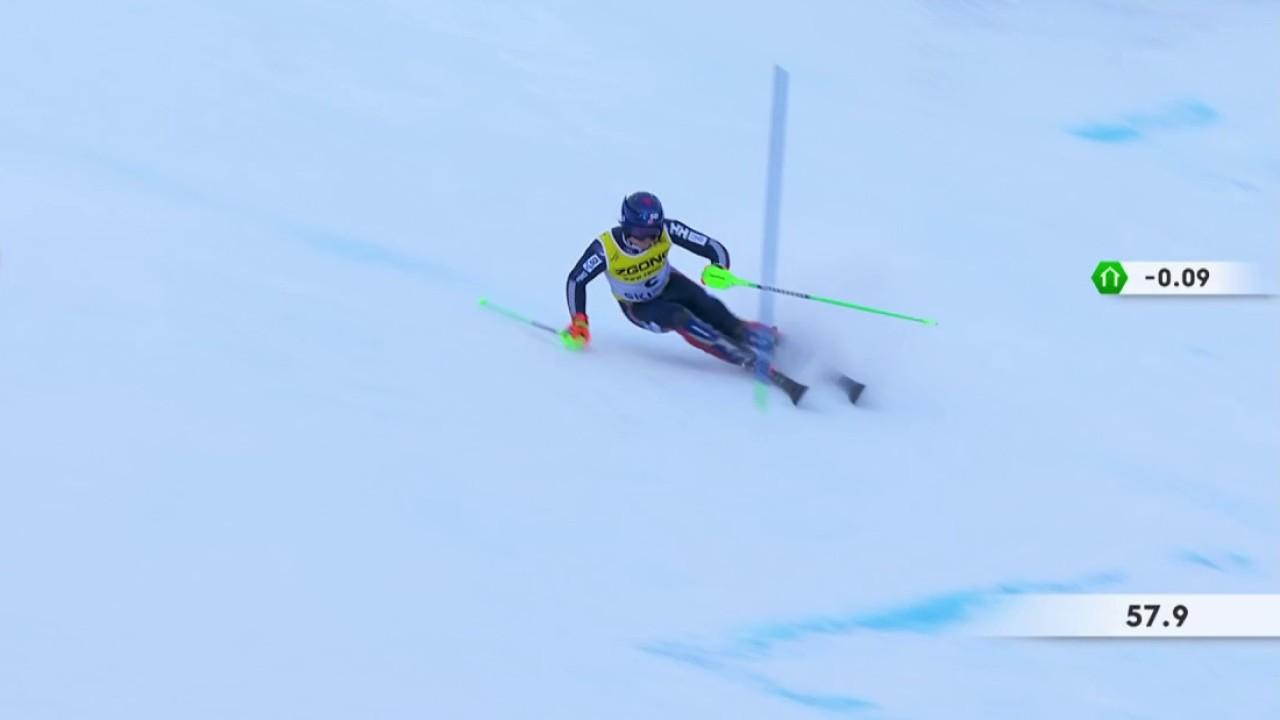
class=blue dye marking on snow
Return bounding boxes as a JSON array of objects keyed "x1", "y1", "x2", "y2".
[
  {"x1": 301, "y1": 230, "x2": 457, "y2": 282},
  {"x1": 727, "y1": 591, "x2": 993, "y2": 658},
  {"x1": 74, "y1": 145, "x2": 466, "y2": 287},
  {"x1": 79, "y1": 147, "x2": 242, "y2": 214},
  {"x1": 1070, "y1": 100, "x2": 1219, "y2": 143},
  {"x1": 770, "y1": 685, "x2": 875, "y2": 713},
  {"x1": 1177, "y1": 549, "x2": 1254, "y2": 573},
  {"x1": 1228, "y1": 552, "x2": 1255, "y2": 569},
  {"x1": 729, "y1": 573, "x2": 1125, "y2": 657},
  {"x1": 1140, "y1": 101, "x2": 1219, "y2": 130},
  {"x1": 1180, "y1": 550, "x2": 1223, "y2": 571},
  {"x1": 643, "y1": 572, "x2": 1124, "y2": 713},
  {"x1": 1074, "y1": 123, "x2": 1144, "y2": 143},
  {"x1": 642, "y1": 641, "x2": 720, "y2": 670},
  {"x1": 641, "y1": 642, "x2": 876, "y2": 714},
  {"x1": 856, "y1": 590, "x2": 992, "y2": 633}
]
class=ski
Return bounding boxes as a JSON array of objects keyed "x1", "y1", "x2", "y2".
[
  {"x1": 767, "y1": 367, "x2": 809, "y2": 405},
  {"x1": 834, "y1": 373, "x2": 865, "y2": 405}
]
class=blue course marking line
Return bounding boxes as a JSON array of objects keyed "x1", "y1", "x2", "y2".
[
  {"x1": 1070, "y1": 100, "x2": 1219, "y2": 143},
  {"x1": 641, "y1": 571, "x2": 1126, "y2": 713}
]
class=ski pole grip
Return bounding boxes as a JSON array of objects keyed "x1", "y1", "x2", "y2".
[{"x1": 701, "y1": 264, "x2": 742, "y2": 289}]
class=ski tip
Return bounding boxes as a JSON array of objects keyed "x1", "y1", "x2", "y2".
[
  {"x1": 846, "y1": 383, "x2": 864, "y2": 404},
  {"x1": 834, "y1": 374, "x2": 866, "y2": 405},
  {"x1": 763, "y1": 368, "x2": 808, "y2": 407},
  {"x1": 790, "y1": 385, "x2": 809, "y2": 406}
]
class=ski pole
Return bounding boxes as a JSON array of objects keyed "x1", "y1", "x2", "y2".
[
  {"x1": 700, "y1": 265, "x2": 938, "y2": 326},
  {"x1": 478, "y1": 298, "x2": 585, "y2": 349}
]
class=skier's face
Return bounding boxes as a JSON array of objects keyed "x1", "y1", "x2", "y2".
[{"x1": 626, "y1": 226, "x2": 661, "y2": 248}]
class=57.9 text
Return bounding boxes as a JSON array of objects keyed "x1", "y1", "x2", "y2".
[{"x1": 1126, "y1": 603, "x2": 1189, "y2": 628}]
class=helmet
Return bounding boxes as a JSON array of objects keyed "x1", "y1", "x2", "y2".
[{"x1": 620, "y1": 191, "x2": 664, "y2": 230}]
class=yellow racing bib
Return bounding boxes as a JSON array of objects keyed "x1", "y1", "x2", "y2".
[{"x1": 600, "y1": 228, "x2": 672, "y2": 302}]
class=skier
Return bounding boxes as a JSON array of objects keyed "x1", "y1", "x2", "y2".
[{"x1": 562, "y1": 191, "x2": 780, "y2": 370}]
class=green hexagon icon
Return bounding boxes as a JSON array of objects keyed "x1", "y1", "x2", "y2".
[{"x1": 1091, "y1": 260, "x2": 1128, "y2": 294}]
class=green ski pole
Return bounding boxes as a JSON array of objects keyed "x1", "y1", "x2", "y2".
[
  {"x1": 700, "y1": 265, "x2": 937, "y2": 326},
  {"x1": 478, "y1": 298, "x2": 585, "y2": 350}
]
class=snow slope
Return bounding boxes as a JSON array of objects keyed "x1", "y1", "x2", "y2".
[{"x1": 1, "y1": 1, "x2": 1277, "y2": 718}]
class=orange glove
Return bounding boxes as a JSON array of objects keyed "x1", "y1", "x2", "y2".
[{"x1": 563, "y1": 312, "x2": 590, "y2": 348}]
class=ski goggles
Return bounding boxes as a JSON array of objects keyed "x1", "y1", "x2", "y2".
[{"x1": 624, "y1": 225, "x2": 662, "y2": 240}]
